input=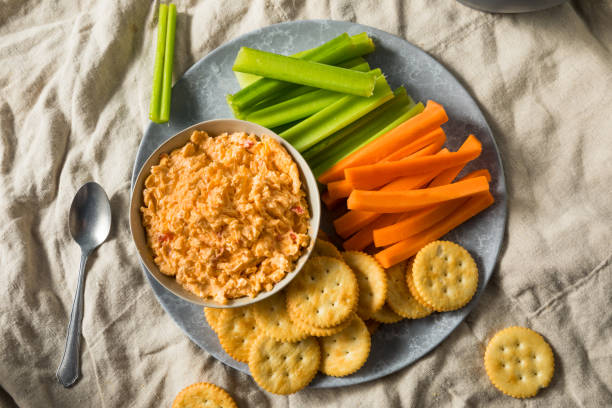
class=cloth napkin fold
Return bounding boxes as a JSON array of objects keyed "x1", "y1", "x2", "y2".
[{"x1": 0, "y1": 0, "x2": 611, "y2": 407}]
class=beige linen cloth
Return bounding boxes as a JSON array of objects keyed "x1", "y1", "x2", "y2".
[{"x1": 1, "y1": 0, "x2": 611, "y2": 407}]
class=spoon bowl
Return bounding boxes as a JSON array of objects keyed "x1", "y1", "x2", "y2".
[{"x1": 68, "y1": 182, "x2": 112, "y2": 251}]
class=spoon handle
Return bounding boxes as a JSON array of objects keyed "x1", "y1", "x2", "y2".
[{"x1": 56, "y1": 251, "x2": 89, "y2": 387}]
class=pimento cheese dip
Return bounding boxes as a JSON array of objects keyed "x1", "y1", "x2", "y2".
[{"x1": 141, "y1": 130, "x2": 310, "y2": 303}]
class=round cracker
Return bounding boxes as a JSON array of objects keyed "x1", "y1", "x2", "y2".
[
  {"x1": 484, "y1": 327, "x2": 555, "y2": 398},
  {"x1": 312, "y1": 238, "x2": 342, "y2": 259},
  {"x1": 413, "y1": 241, "x2": 479, "y2": 312},
  {"x1": 341, "y1": 251, "x2": 387, "y2": 320},
  {"x1": 406, "y1": 262, "x2": 434, "y2": 309},
  {"x1": 319, "y1": 315, "x2": 371, "y2": 377},
  {"x1": 286, "y1": 256, "x2": 358, "y2": 328},
  {"x1": 253, "y1": 291, "x2": 308, "y2": 342},
  {"x1": 249, "y1": 335, "x2": 320, "y2": 394},
  {"x1": 172, "y1": 382, "x2": 238, "y2": 408},
  {"x1": 386, "y1": 260, "x2": 432, "y2": 319},
  {"x1": 216, "y1": 306, "x2": 259, "y2": 363},
  {"x1": 204, "y1": 307, "x2": 223, "y2": 333},
  {"x1": 291, "y1": 313, "x2": 352, "y2": 337},
  {"x1": 370, "y1": 303, "x2": 403, "y2": 324}
]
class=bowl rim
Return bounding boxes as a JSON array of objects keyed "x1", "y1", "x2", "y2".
[{"x1": 129, "y1": 118, "x2": 321, "y2": 308}]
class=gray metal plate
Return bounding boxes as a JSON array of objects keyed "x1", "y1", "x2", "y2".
[{"x1": 130, "y1": 20, "x2": 507, "y2": 388}]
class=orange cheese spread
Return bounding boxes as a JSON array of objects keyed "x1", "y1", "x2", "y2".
[{"x1": 141, "y1": 130, "x2": 310, "y2": 303}]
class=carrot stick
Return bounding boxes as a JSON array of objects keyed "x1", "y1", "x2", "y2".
[
  {"x1": 382, "y1": 149, "x2": 450, "y2": 191},
  {"x1": 373, "y1": 198, "x2": 465, "y2": 247},
  {"x1": 342, "y1": 213, "x2": 402, "y2": 251},
  {"x1": 333, "y1": 168, "x2": 440, "y2": 238},
  {"x1": 327, "y1": 139, "x2": 445, "y2": 201},
  {"x1": 427, "y1": 135, "x2": 482, "y2": 187},
  {"x1": 318, "y1": 100, "x2": 448, "y2": 183},
  {"x1": 409, "y1": 139, "x2": 445, "y2": 158},
  {"x1": 374, "y1": 191, "x2": 495, "y2": 268},
  {"x1": 321, "y1": 191, "x2": 342, "y2": 209},
  {"x1": 372, "y1": 169, "x2": 491, "y2": 247},
  {"x1": 382, "y1": 128, "x2": 446, "y2": 162},
  {"x1": 333, "y1": 149, "x2": 449, "y2": 238},
  {"x1": 345, "y1": 134, "x2": 482, "y2": 190},
  {"x1": 461, "y1": 168, "x2": 491, "y2": 182},
  {"x1": 347, "y1": 176, "x2": 490, "y2": 213},
  {"x1": 327, "y1": 179, "x2": 353, "y2": 201}
]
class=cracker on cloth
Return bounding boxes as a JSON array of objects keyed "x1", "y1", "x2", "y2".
[
  {"x1": 484, "y1": 326, "x2": 555, "y2": 398},
  {"x1": 172, "y1": 382, "x2": 238, "y2": 408}
]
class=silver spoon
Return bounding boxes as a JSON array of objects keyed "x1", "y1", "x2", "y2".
[{"x1": 56, "y1": 182, "x2": 111, "y2": 387}]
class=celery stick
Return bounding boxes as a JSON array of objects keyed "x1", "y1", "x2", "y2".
[
  {"x1": 149, "y1": 4, "x2": 168, "y2": 123},
  {"x1": 254, "y1": 58, "x2": 369, "y2": 107},
  {"x1": 228, "y1": 33, "x2": 374, "y2": 112},
  {"x1": 233, "y1": 59, "x2": 371, "y2": 120},
  {"x1": 159, "y1": 3, "x2": 177, "y2": 123},
  {"x1": 233, "y1": 44, "x2": 370, "y2": 89},
  {"x1": 294, "y1": 32, "x2": 374, "y2": 61},
  {"x1": 233, "y1": 47, "x2": 377, "y2": 97},
  {"x1": 245, "y1": 89, "x2": 341, "y2": 128},
  {"x1": 256, "y1": 87, "x2": 314, "y2": 109},
  {"x1": 280, "y1": 71, "x2": 393, "y2": 152},
  {"x1": 272, "y1": 120, "x2": 303, "y2": 134},
  {"x1": 349, "y1": 32, "x2": 375, "y2": 56},
  {"x1": 338, "y1": 57, "x2": 368, "y2": 68},
  {"x1": 243, "y1": 60, "x2": 372, "y2": 127},
  {"x1": 311, "y1": 102, "x2": 425, "y2": 177},
  {"x1": 228, "y1": 33, "x2": 352, "y2": 111},
  {"x1": 235, "y1": 72, "x2": 261, "y2": 88},
  {"x1": 234, "y1": 57, "x2": 368, "y2": 89},
  {"x1": 302, "y1": 87, "x2": 410, "y2": 163}
]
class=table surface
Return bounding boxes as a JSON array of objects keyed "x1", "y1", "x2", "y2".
[{"x1": 0, "y1": 1, "x2": 611, "y2": 407}]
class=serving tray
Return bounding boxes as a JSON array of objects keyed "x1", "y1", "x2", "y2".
[{"x1": 131, "y1": 19, "x2": 507, "y2": 388}]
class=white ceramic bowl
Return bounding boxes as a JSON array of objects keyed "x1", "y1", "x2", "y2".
[{"x1": 129, "y1": 119, "x2": 321, "y2": 308}]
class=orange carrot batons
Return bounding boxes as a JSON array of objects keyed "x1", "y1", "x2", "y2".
[
  {"x1": 318, "y1": 100, "x2": 449, "y2": 183},
  {"x1": 374, "y1": 191, "x2": 495, "y2": 268},
  {"x1": 332, "y1": 150, "x2": 450, "y2": 238},
  {"x1": 347, "y1": 176, "x2": 490, "y2": 213},
  {"x1": 327, "y1": 179, "x2": 353, "y2": 200},
  {"x1": 382, "y1": 128, "x2": 446, "y2": 162},
  {"x1": 342, "y1": 213, "x2": 402, "y2": 251},
  {"x1": 321, "y1": 191, "x2": 342, "y2": 210},
  {"x1": 327, "y1": 139, "x2": 446, "y2": 201},
  {"x1": 372, "y1": 169, "x2": 492, "y2": 247},
  {"x1": 427, "y1": 135, "x2": 482, "y2": 187},
  {"x1": 345, "y1": 134, "x2": 482, "y2": 190}
]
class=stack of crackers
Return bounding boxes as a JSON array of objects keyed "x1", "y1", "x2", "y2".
[{"x1": 204, "y1": 238, "x2": 481, "y2": 394}]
